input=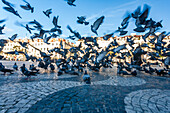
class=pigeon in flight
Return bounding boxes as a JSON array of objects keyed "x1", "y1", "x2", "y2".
[
  {"x1": 133, "y1": 4, "x2": 150, "y2": 32},
  {"x1": 0, "y1": 25, "x2": 5, "y2": 34},
  {"x1": 0, "y1": 19, "x2": 7, "y2": 24},
  {"x1": 67, "y1": 25, "x2": 81, "y2": 39},
  {"x1": 3, "y1": 6, "x2": 22, "y2": 18},
  {"x1": 121, "y1": 12, "x2": 131, "y2": 27},
  {"x1": 5, "y1": 50, "x2": 25, "y2": 55},
  {"x1": 65, "y1": 0, "x2": 76, "y2": 6},
  {"x1": 115, "y1": 12, "x2": 130, "y2": 36},
  {"x1": 15, "y1": 21, "x2": 34, "y2": 34},
  {"x1": 20, "y1": 0, "x2": 34, "y2": 13},
  {"x1": 43, "y1": 9, "x2": 52, "y2": 18},
  {"x1": 18, "y1": 41, "x2": 28, "y2": 48},
  {"x1": 50, "y1": 16, "x2": 62, "y2": 34},
  {"x1": 77, "y1": 16, "x2": 89, "y2": 25},
  {"x1": 131, "y1": 6, "x2": 141, "y2": 19},
  {"x1": 91, "y1": 16, "x2": 105, "y2": 35},
  {"x1": 8, "y1": 34, "x2": 17, "y2": 41},
  {"x1": 103, "y1": 33, "x2": 114, "y2": 40},
  {"x1": 28, "y1": 19, "x2": 43, "y2": 30},
  {"x1": 52, "y1": 16, "x2": 61, "y2": 28},
  {"x1": 43, "y1": 34, "x2": 53, "y2": 44}
]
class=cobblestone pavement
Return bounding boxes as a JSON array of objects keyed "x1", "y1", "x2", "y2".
[{"x1": 0, "y1": 61, "x2": 170, "y2": 113}]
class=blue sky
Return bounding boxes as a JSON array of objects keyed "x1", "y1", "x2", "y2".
[{"x1": 0, "y1": 0, "x2": 170, "y2": 39}]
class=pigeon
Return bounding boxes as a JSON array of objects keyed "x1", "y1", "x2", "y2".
[
  {"x1": 0, "y1": 19, "x2": 7, "y2": 24},
  {"x1": 0, "y1": 39, "x2": 7, "y2": 47},
  {"x1": 13, "y1": 62, "x2": 18, "y2": 70},
  {"x1": 43, "y1": 9, "x2": 52, "y2": 18},
  {"x1": 142, "y1": 32, "x2": 150, "y2": 42},
  {"x1": 20, "y1": 64, "x2": 37, "y2": 78},
  {"x1": 5, "y1": 50, "x2": 25, "y2": 55},
  {"x1": 77, "y1": 16, "x2": 89, "y2": 25},
  {"x1": 43, "y1": 34, "x2": 52, "y2": 44},
  {"x1": 67, "y1": 25, "x2": 81, "y2": 39},
  {"x1": 133, "y1": 4, "x2": 150, "y2": 32},
  {"x1": 155, "y1": 68, "x2": 167, "y2": 76},
  {"x1": 20, "y1": 0, "x2": 34, "y2": 13},
  {"x1": 112, "y1": 44, "x2": 127, "y2": 53},
  {"x1": 131, "y1": 70, "x2": 137, "y2": 76},
  {"x1": 65, "y1": 0, "x2": 76, "y2": 6},
  {"x1": 52, "y1": 16, "x2": 61, "y2": 28},
  {"x1": 3, "y1": 6, "x2": 22, "y2": 18},
  {"x1": 28, "y1": 19, "x2": 43, "y2": 30},
  {"x1": 0, "y1": 62, "x2": 14, "y2": 74},
  {"x1": 121, "y1": 12, "x2": 131, "y2": 27},
  {"x1": 82, "y1": 70, "x2": 91, "y2": 84},
  {"x1": 49, "y1": 64, "x2": 55, "y2": 71},
  {"x1": 116, "y1": 23, "x2": 128, "y2": 35},
  {"x1": 103, "y1": 33, "x2": 114, "y2": 40},
  {"x1": 0, "y1": 25, "x2": 5, "y2": 34},
  {"x1": 57, "y1": 69, "x2": 63, "y2": 76},
  {"x1": 131, "y1": 6, "x2": 141, "y2": 19},
  {"x1": 15, "y1": 22, "x2": 34, "y2": 34},
  {"x1": 29, "y1": 64, "x2": 39, "y2": 72},
  {"x1": 91, "y1": 16, "x2": 105, "y2": 35},
  {"x1": 18, "y1": 41, "x2": 28, "y2": 48},
  {"x1": 8, "y1": 34, "x2": 17, "y2": 41},
  {"x1": 0, "y1": 68, "x2": 14, "y2": 74}
]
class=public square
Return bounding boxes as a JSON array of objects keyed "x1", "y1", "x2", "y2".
[
  {"x1": 0, "y1": 61, "x2": 169, "y2": 113},
  {"x1": 0, "y1": 0, "x2": 170, "y2": 113}
]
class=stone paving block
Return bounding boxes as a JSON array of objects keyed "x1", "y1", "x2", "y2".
[
  {"x1": 6, "y1": 108, "x2": 19, "y2": 113},
  {"x1": 0, "y1": 109, "x2": 7, "y2": 113},
  {"x1": 17, "y1": 99, "x2": 30, "y2": 104},
  {"x1": 13, "y1": 103, "x2": 26, "y2": 108},
  {"x1": 125, "y1": 108, "x2": 136, "y2": 113},
  {"x1": 17, "y1": 108, "x2": 29, "y2": 113}
]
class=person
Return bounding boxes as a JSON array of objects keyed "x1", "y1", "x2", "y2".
[{"x1": 82, "y1": 70, "x2": 91, "y2": 84}]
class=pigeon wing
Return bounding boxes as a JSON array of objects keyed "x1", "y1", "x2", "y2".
[
  {"x1": 20, "y1": 5, "x2": 30, "y2": 10},
  {"x1": 3, "y1": 6, "x2": 14, "y2": 13},
  {"x1": 0, "y1": 19, "x2": 7, "y2": 24},
  {"x1": 67, "y1": 25, "x2": 74, "y2": 33},
  {"x1": 53, "y1": 16, "x2": 59, "y2": 27},
  {"x1": 2, "y1": 0, "x2": 15, "y2": 7},
  {"x1": 132, "y1": 6, "x2": 141, "y2": 18},
  {"x1": 23, "y1": 0, "x2": 29, "y2": 4}
]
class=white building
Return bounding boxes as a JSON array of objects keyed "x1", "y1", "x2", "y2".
[{"x1": 1, "y1": 34, "x2": 169, "y2": 61}]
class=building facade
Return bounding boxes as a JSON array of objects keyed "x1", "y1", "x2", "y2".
[{"x1": 1, "y1": 33, "x2": 169, "y2": 61}]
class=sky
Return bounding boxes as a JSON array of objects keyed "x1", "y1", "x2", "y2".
[{"x1": 0, "y1": 0, "x2": 170, "y2": 39}]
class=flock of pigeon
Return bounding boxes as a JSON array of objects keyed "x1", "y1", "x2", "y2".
[{"x1": 0, "y1": 0, "x2": 170, "y2": 84}]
